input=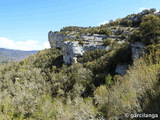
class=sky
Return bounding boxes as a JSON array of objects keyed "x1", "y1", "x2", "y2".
[{"x1": 0, "y1": 0, "x2": 160, "y2": 50}]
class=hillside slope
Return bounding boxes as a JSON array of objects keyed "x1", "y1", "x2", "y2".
[
  {"x1": 0, "y1": 9, "x2": 159, "y2": 120},
  {"x1": 0, "y1": 46, "x2": 159, "y2": 120}
]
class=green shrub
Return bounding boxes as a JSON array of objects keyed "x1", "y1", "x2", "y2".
[
  {"x1": 140, "y1": 15, "x2": 160, "y2": 45},
  {"x1": 102, "y1": 38, "x2": 113, "y2": 46},
  {"x1": 99, "y1": 28, "x2": 112, "y2": 36},
  {"x1": 78, "y1": 49, "x2": 107, "y2": 63},
  {"x1": 105, "y1": 74, "x2": 114, "y2": 86},
  {"x1": 121, "y1": 34, "x2": 127, "y2": 39},
  {"x1": 121, "y1": 19, "x2": 133, "y2": 27}
]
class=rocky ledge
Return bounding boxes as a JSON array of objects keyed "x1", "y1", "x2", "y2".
[{"x1": 48, "y1": 31, "x2": 111, "y2": 64}]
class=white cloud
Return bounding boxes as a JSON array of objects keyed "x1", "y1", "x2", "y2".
[
  {"x1": 44, "y1": 41, "x2": 50, "y2": 48},
  {"x1": 98, "y1": 20, "x2": 109, "y2": 26},
  {"x1": 139, "y1": 7, "x2": 148, "y2": 12},
  {"x1": 0, "y1": 37, "x2": 50, "y2": 51}
]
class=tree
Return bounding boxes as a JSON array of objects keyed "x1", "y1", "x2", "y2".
[
  {"x1": 128, "y1": 30, "x2": 142, "y2": 42},
  {"x1": 105, "y1": 74, "x2": 113, "y2": 86},
  {"x1": 121, "y1": 19, "x2": 132, "y2": 27},
  {"x1": 140, "y1": 14, "x2": 160, "y2": 44},
  {"x1": 102, "y1": 38, "x2": 113, "y2": 46},
  {"x1": 108, "y1": 19, "x2": 122, "y2": 26},
  {"x1": 99, "y1": 28, "x2": 112, "y2": 36},
  {"x1": 150, "y1": 8, "x2": 156, "y2": 13}
]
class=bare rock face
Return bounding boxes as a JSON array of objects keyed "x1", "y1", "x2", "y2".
[
  {"x1": 48, "y1": 31, "x2": 62, "y2": 48},
  {"x1": 81, "y1": 34, "x2": 106, "y2": 43},
  {"x1": 48, "y1": 31, "x2": 71, "y2": 48},
  {"x1": 62, "y1": 41, "x2": 110, "y2": 64},
  {"x1": 131, "y1": 42, "x2": 145, "y2": 62},
  {"x1": 62, "y1": 41, "x2": 84, "y2": 64}
]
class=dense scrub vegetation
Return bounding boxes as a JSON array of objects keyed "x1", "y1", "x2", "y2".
[
  {"x1": 0, "y1": 9, "x2": 160, "y2": 120},
  {"x1": 0, "y1": 44, "x2": 159, "y2": 120}
]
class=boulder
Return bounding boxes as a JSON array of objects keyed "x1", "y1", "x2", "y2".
[{"x1": 116, "y1": 64, "x2": 128, "y2": 75}]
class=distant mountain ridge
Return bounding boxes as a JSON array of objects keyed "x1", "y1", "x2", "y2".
[
  {"x1": 0, "y1": 52, "x2": 12, "y2": 63},
  {"x1": 0, "y1": 48, "x2": 38, "y2": 63}
]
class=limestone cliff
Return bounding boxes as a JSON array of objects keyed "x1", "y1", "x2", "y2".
[{"x1": 48, "y1": 31, "x2": 110, "y2": 64}]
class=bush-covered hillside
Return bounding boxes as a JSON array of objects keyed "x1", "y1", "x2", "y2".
[
  {"x1": 0, "y1": 45, "x2": 159, "y2": 120},
  {"x1": 0, "y1": 9, "x2": 160, "y2": 120}
]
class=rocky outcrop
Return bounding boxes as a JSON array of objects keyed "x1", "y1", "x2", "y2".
[
  {"x1": 49, "y1": 31, "x2": 110, "y2": 64},
  {"x1": 115, "y1": 42, "x2": 145, "y2": 75},
  {"x1": 48, "y1": 31, "x2": 71, "y2": 48},
  {"x1": 81, "y1": 34, "x2": 107, "y2": 43},
  {"x1": 131, "y1": 42, "x2": 145, "y2": 62},
  {"x1": 62, "y1": 41, "x2": 110, "y2": 64},
  {"x1": 62, "y1": 41, "x2": 84, "y2": 64}
]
